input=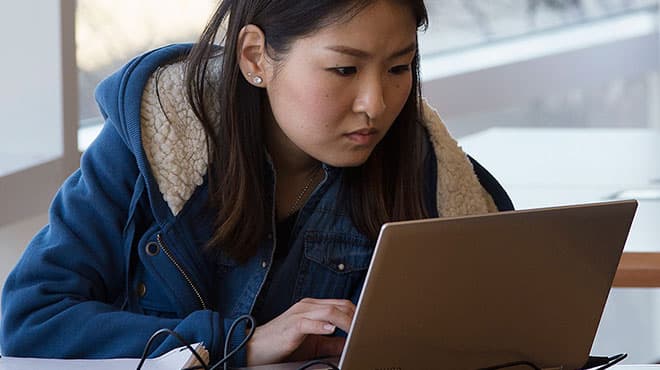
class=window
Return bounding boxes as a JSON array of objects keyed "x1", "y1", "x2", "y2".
[
  {"x1": 421, "y1": 0, "x2": 657, "y2": 54},
  {"x1": 419, "y1": 0, "x2": 659, "y2": 137},
  {"x1": 76, "y1": 0, "x2": 217, "y2": 148}
]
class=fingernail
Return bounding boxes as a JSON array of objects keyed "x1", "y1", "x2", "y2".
[{"x1": 323, "y1": 324, "x2": 336, "y2": 332}]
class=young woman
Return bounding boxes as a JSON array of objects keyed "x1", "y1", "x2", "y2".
[{"x1": 1, "y1": 0, "x2": 512, "y2": 367}]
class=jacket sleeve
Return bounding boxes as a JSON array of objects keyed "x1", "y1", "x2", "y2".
[{"x1": 0, "y1": 121, "x2": 248, "y2": 366}]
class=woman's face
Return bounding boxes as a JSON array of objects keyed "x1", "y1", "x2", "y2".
[{"x1": 263, "y1": 0, "x2": 418, "y2": 168}]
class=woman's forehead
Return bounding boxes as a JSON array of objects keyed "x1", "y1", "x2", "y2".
[{"x1": 296, "y1": 1, "x2": 417, "y2": 50}]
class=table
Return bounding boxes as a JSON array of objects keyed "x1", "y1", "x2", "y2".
[{"x1": 459, "y1": 128, "x2": 660, "y2": 287}]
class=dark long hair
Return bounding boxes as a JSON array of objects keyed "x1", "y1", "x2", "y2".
[{"x1": 185, "y1": 0, "x2": 429, "y2": 263}]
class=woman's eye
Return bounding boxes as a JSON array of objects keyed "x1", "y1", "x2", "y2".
[
  {"x1": 331, "y1": 66, "x2": 357, "y2": 76},
  {"x1": 389, "y1": 65, "x2": 411, "y2": 75}
]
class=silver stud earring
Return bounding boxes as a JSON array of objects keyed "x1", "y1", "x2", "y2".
[{"x1": 247, "y1": 72, "x2": 263, "y2": 85}]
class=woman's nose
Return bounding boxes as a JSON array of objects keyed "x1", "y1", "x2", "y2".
[{"x1": 352, "y1": 75, "x2": 386, "y2": 121}]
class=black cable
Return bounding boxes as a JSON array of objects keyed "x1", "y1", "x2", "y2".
[
  {"x1": 296, "y1": 359, "x2": 341, "y2": 370},
  {"x1": 138, "y1": 315, "x2": 255, "y2": 370},
  {"x1": 480, "y1": 352, "x2": 628, "y2": 370},
  {"x1": 592, "y1": 353, "x2": 627, "y2": 370},
  {"x1": 583, "y1": 356, "x2": 611, "y2": 369},
  {"x1": 289, "y1": 353, "x2": 628, "y2": 370},
  {"x1": 136, "y1": 328, "x2": 210, "y2": 370},
  {"x1": 209, "y1": 314, "x2": 256, "y2": 370}
]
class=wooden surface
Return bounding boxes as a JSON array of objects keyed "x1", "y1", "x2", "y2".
[{"x1": 613, "y1": 252, "x2": 660, "y2": 287}]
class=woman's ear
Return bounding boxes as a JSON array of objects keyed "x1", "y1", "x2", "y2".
[{"x1": 237, "y1": 24, "x2": 269, "y2": 87}]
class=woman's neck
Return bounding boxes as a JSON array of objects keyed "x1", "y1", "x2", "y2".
[
  {"x1": 264, "y1": 113, "x2": 319, "y2": 178},
  {"x1": 264, "y1": 114, "x2": 322, "y2": 220}
]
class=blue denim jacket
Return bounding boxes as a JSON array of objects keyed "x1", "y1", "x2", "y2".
[{"x1": 0, "y1": 44, "x2": 512, "y2": 367}]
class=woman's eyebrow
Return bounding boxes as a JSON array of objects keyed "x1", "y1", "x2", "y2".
[{"x1": 325, "y1": 42, "x2": 416, "y2": 60}]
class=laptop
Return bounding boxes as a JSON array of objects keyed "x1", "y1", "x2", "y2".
[{"x1": 237, "y1": 200, "x2": 637, "y2": 370}]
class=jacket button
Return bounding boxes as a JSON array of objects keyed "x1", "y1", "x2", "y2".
[
  {"x1": 137, "y1": 283, "x2": 147, "y2": 297},
  {"x1": 261, "y1": 261, "x2": 268, "y2": 269},
  {"x1": 145, "y1": 241, "x2": 159, "y2": 256},
  {"x1": 337, "y1": 263, "x2": 346, "y2": 271}
]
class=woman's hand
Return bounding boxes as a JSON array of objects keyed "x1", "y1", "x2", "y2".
[{"x1": 245, "y1": 298, "x2": 356, "y2": 366}]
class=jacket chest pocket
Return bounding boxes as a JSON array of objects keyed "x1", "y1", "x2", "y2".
[{"x1": 296, "y1": 231, "x2": 374, "y2": 301}]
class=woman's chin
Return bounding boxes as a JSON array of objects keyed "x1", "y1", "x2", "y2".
[
  {"x1": 313, "y1": 145, "x2": 377, "y2": 168},
  {"x1": 324, "y1": 157, "x2": 370, "y2": 168}
]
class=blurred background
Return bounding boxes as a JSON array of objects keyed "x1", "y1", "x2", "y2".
[
  {"x1": 1, "y1": 0, "x2": 659, "y2": 363},
  {"x1": 74, "y1": 0, "x2": 660, "y2": 137}
]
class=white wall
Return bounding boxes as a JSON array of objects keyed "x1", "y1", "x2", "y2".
[
  {"x1": 0, "y1": 2, "x2": 63, "y2": 176},
  {"x1": 0, "y1": 3, "x2": 64, "y2": 293},
  {"x1": 0, "y1": 1, "x2": 78, "y2": 226}
]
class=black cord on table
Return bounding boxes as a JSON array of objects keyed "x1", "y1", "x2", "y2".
[
  {"x1": 136, "y1": 328, "x2": 210, "y2": 370},
  {"x1": 590, "y1": 353, "x2": 627, "y2": 370},
  {"x1": 137, "y1": 315, "x2": 255, "y2": 370},
  {"x1": 480, "y1": 353, "x2": 628, "y2": 370}
]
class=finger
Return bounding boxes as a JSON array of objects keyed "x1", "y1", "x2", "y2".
[
  {"x1": 301, "y1": 306, "x2": 353, "y2": 333},
  {"x1": 299, "y1": 298, "x2": 355, "y2": 309},
  {"x1": 313, "y1": 300, "x2": 356, "y2": 318},
  {"x1": 293, "y1": 317, "x2": 339, "y2": 336},
  {"x1": 297, "y1": 298, "x2": 356, "y2": 316}
]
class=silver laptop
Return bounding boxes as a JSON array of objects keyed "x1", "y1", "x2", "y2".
[{"x1": 237, "y1": 200, "x2": 637, "y2": 370}]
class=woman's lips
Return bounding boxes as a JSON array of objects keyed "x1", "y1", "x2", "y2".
[{"x1": 345, "y1": 128, "x2": 378, "y2": 145}]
